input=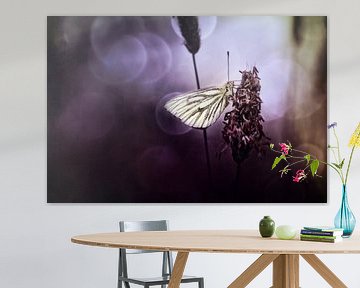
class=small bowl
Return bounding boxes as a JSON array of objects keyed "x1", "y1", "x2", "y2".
[{"x1": 275, "y1": 225, "x2": 297, "y2": 240}]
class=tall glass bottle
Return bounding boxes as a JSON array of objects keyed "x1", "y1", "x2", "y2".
[{"x1": 334, "y1": 185, "x2": 356, "y2": 237}]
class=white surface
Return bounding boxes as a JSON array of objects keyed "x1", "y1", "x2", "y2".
[{"x1": 1, "y1": 0, "x2": 360, "y2": 287}]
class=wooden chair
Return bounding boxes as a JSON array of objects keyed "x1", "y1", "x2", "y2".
[{"x1": 118, "y1": 220, "x2": 204, "y2": 288}]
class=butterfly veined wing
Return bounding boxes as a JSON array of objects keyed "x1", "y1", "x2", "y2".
[{"x1": 164, "y1": 82, "x2": 234, "y2": 129}]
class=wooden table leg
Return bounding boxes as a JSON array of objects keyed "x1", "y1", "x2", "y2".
[
  {"x1": 168, "y1": 252, "x2": 189, "y2": 288},
  {"x1": 228, "y1": 254, "x2": 279, "y2": 288},
  {"x1": 288, "y1": 254, "x2": 299, "y2": 288},
  {"x1": 272, "y1": 254, "x2": 299, "y2": 288},
  {"x1": 301, "y1": 254, "x2": 347, "y2": 288}
]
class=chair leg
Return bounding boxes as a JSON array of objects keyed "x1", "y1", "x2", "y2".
[
  {"x1": 118, "y1": 250, "x2": 123, "y2": 288},
  {"x1": 198, "y1": 278, "x2": 204, "y2": 288}
]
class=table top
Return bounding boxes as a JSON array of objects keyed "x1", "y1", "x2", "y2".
[{"x1": 71, "y1": 230, "x2": 360, "y2": 254}]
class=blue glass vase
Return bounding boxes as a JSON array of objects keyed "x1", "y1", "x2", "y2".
[{"x1": 334, "y1": 185, "x2": 356, "y2": 237}]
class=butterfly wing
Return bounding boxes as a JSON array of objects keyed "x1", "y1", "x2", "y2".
[{"x1": 164, "y1": 83, "x2": 232, "y2": 128}]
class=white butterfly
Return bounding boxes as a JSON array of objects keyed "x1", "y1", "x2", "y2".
[{"x1": 164, "y1": 81, "x2": 235, "y2": 129}]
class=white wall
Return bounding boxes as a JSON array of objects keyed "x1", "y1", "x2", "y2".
[{"x1": 1, "y1": 0, "x2": 360, "y2": 287}]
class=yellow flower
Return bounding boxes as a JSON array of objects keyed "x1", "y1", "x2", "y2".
[{"x1": 349, "y1": 122, "x2": 360, "y2": 147}]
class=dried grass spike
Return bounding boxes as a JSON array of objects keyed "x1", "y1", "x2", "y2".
[{"x1": 176, "y1": 16, "x2": 201, "y2": 54}]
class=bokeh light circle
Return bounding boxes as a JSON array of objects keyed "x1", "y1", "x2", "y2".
[
  {"x1": 89, "y1": 35, "x2": 147, "y2": 84},
  {"x1": 137, "y1": 32, "x2": 172, "y2": 84},
  {"x1": 171, "y1": 16, "x2": 218, "y2": 40},
  {"x1": 261, "y1": 58, "x2": 293, "y2": 121},
  {"x1": 90, "y1": 17, "x2": 148, "y2": 84},
  {"x1": 90, "y1": 16, "x2": 145, "y2": 57}
]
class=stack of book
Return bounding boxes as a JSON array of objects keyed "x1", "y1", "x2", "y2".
[{"x1": 300, "y1": 226, "x2": 344, "y2": 243}]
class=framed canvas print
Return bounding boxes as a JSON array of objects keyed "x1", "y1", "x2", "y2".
[{"x1": 47, "y1": 16, "x2": 327, "y2": 203}]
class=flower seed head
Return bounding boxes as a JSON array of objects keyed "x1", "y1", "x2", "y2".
[
  {"x1": 349, "y1": 122, "x2": 360, "y2": 148},
  {"x1": 176, "y1": 16, "x2": 201, "y2": 55}
]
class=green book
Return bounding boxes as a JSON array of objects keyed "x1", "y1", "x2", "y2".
[
  {"x1": 300, "y1": 236, "x2": 342, "y2": 243},
  {"x1": 300, "y1": 234, "x2": 339, "y2": 240}
]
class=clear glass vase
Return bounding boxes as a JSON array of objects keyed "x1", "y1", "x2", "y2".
[{"x1": 334, "y1": 185, "x2": 356, "y2": 237}]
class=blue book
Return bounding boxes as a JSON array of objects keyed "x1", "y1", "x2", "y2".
[{"x1": 302, "y1": 226, "x2": 343, "y2": 236}]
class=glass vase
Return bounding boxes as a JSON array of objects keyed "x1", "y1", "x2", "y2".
[{"x1": 334, "y1": 185, "x2": 356, "y2": 237}]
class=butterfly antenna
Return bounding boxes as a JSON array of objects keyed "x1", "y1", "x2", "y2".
[{"x1": 227, "y1": 51, "x2": 230, "y2": 81}]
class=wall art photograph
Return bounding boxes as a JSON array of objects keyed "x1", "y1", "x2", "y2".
[{"x1": 47, "y1": 16, "x2": 327, "y2": 203}]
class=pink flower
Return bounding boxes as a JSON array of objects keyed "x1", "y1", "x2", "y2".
[
  {"x1": 293, "y1": 169, "x2": 306, "y2": 183},
  {"x1": 279, "y1": 143, "x2": 290, "y2": 155}
]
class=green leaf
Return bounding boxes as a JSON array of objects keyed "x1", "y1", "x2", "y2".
[
  {"x1": 269, "y1": 143, "x2": 274, "y2": 149},
  {"x1": 331, "y1": 160, "x2": 345, "y2": 169},
  {"x1": 271, "y1": 157, "x2": 281, "y2": 170},
  {"x1": 304, "y1": 154, "x2": 311, "y2": 164},
  {"x1": 310, "y1": 159, "x2": 320, "y2": 176},
  {"x1": 271, "y1": 154, "x2": 285, "y2": 170},
  {"x1": 332, "y1": 159, "x2": 345, "y2": 169},
  {"x1": 339, "y1": 158, "x2": 345, "y2": 169},
  {"x1": 332, "y1": 162, "x2": 341, "y2": 169}
]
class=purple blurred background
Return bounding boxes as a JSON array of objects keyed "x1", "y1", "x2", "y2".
[{"x1": 47, "y1": 16, "x2": 327, "y2": 203}]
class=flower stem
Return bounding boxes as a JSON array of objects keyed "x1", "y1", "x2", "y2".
[
  {"x1": 345, "y1": 130, "x2": 360, "y2": 185},
  {"x1": 292, "y1": 147, "x2": 345, "y2": 182},
  {"x1": 330, "y1": 147, "x2": 339, "y2": 164},
  {"x1": 318, "y1": 159, "x2": 344, "y2": 183},
  {"x1": 191, "y1": 53, "x2": 212, "y2": 184},
  {"x1": 202, "y1": 128, "x2": 212, "y2": 182},
  {"x1": 288, "y1": 159, "x2": 307, "y2": 167},
  {"x1": 192, "y1": 53, "x2": 200, "y2": 90},
  {"x1": 235, "y1": 163, "x2": 240, "y2": 188},
  {"x1": 333, "y1": 127, "x2": 342, "y2": 165},
  {"x1": 345, "y1": 145, "x2": 356, "y2": 185},
  {"x1": 271, "y1": 147, "x2": 344, "y2": 182},
  {"x1": 291, "y1": 148, "x2": 309, "y2": 155},
  {"x1": 332, "y1": 127, "x2": 345, "y2": 181}
]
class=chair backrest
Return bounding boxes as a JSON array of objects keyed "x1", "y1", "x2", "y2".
[
  {"x1": 118, "y1": 220, "x2": 174, "y2": 282},
  {"x1": 119, "y1": 220, "x2": 169, "y2": 254},
  {"x1": 120, "y1": 220, "x2": 169, "y2": 232}
]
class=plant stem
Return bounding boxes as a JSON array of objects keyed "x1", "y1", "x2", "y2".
[
  {"x1": 345, "y1": 145, "x2": 356, "y2": 185},
  {"x1": 235, "y1": 164, "x2": 240, "y2": 188},
  {"x1": 286, "y1": 159, "x2": 307, "y2": 168},
  {"x1": 318, "y1": 159, "x2": 344, "y2": 183},
  {"x1": 271, "y1": 147, "x2": 344, "y2": 182},
  {"x1": 345, "y1": 130, "x2": 360, "y2": 185},
  {"x1": 192, "y1": 54, "x2": 200, "y2": 89},
  {"x1": 292, "y1": 147, "x2": 345, "y2": 182},
  {"x1": 291, "y1": 148, "x2": 308, "y2": 155},
  {"x1": 332, "y1": 127, "x2": 345, "y2": 181},
  {"x1": 330, "y1": 148, "x2": 339, "y2": 164},
  {"x1": 191, "y1": 53, "x2": 212, "y2": 184},
  {"x1": 333, "y1": 127, "x2": 343, "y2": 164},
  {"x1": 202, "y1": 128, "x2": 212, "y2": 182},
  {"x1": 233, "y1": 163, "x2": 241, "y2": 200}
]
